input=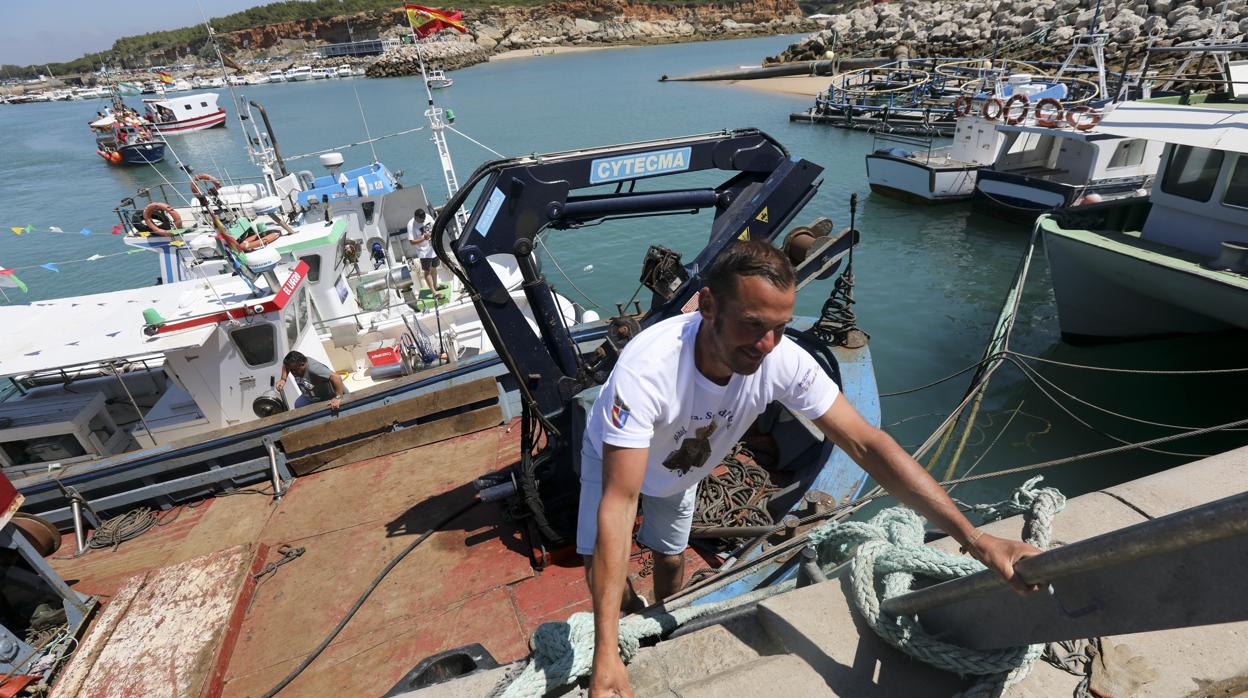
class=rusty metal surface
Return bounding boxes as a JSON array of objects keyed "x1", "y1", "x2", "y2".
[{"x1": 52, "y1": 545, "x2": 259, "y2": 698}]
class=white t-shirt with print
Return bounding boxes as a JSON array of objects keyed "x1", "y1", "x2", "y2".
[
  {"x1": 406, "y1": 217, "x2": 434, "y2": 258},
  {"x1": 582, "y1": 312, "x2": 839, "y2": 498}
]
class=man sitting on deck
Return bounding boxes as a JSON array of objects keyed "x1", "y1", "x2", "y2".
[
  {"x1": 276, "y1": 351, "x2": 345, "y2": 411},
  {"x1": 580, "y1": 240, "x2": 1041, "y2": 698}
]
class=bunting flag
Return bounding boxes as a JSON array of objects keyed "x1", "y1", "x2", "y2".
[
  {"x1": 111, "y1": 224, "x2": 124, "y2": 235},
  {"x1": 6, "y1": 225, "x2": 94, "y2": 236},
  {"x1": 222, "y1": 54, "x2": 245, "y2": 72},
  {"x1": 404, "y1": 4, "x2": 467, "y2": 38},
  {"x1": 0, "y1": 269, "x2": 27, "y2": 293},
  {"x1": 80, "y1": 228, "x2": 92, "y2": 236},
  {"x1": 115, "y1": 82, "x2": 141, "y2": 96},
  {"x1": 157, "y1": 71, "x2": 174, "y2": 85},
  {"x1": 41, "y1": 263, "x2": 59, "y2": 273}
]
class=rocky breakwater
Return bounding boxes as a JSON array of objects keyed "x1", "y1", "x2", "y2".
[
  {"x1": 366, "y1": 39, "x2": 492, "y2": 78},
  {"x1": 768, "y1": 0, "x2": 1248, "y2": 65},
  {"x1": 469, "y1": 0, "x2": 811, "y2": 50}
]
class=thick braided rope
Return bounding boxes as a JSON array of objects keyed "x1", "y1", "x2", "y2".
[{"x1": 500, "y1": 478, "x2": 1066, "y2": 697}]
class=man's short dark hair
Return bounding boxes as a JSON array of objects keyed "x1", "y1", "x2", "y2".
[
  {"x1": 283, "y1": 350, "x2": 307, "y2": 367},
  {"x1": 413, "y1": 208, "x2": 426, "y2": 220},
  {"x1": 705, "y1": 240, "x2": 796, "y2": 304}
]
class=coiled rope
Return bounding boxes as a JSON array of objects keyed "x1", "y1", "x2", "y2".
[{"x1": 498, "y1": 477, "x2": 1066, "y2": 697}]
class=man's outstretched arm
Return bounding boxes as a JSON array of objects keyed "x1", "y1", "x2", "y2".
[
  {"x1": 589, "y1": 444, "x2": 648, "y2": 698},
  {"x1": 815, "y1": 398, "x2": 1041, "y2": 593}
]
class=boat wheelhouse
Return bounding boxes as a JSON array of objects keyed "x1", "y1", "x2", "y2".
[
  {"x1": 142, "y1": 92, "x2": 226, "y2": 135},
  {"x1": 973, "y1": 116, "x2": 1164, "y2": 220},
  {"x1": 1042, "y1": 98, "x2": 1248, "y2": 340}
]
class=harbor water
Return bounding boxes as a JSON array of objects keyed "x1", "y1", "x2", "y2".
[{"x1": 2, "y1": 34, "x2": 1246, "y2": 506}]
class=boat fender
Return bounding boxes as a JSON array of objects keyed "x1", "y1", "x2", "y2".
[
  {"x1": 981, "y1": 98, "x2": 1004, "y2": 121},
  {"x1": 190, "y1": 173, "x2": 222, "y2": 196},
  {"x1": 1003, "y1": 94, "x2": 1030, "y2": 125},
  {"x1": 143, "y1": 202, "x2": 183, "y2": 235},
  {"x1": 952, "y1": 95, "x2": 974, "y2": 117},
  {"x1": 110, "y1": 151, "x2": 123, "y2": 164},
  {"x1": 1066, "y1": 105, "x2": 1101, "y2": 131},
  {"x1": 1035, "y1": 98, "x2": 1064, "y2": 127},
  {"x1": 297, "y1": 170, "x2": 316, "y2": 190},
  {"x1": 96, "y1": 149, "x2": 110, "y2": 161}
]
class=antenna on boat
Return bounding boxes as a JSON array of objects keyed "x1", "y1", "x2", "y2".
[{"x1": 1054, "y1": 0, "x2": 1109, "y2": 102}]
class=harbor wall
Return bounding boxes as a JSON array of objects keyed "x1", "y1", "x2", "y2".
[{"x1": 769, "y1": 0, "x2": 1248, "y2": 65}]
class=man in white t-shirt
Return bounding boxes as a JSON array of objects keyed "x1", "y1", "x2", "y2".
[
  {"x1": 580, "y1": 240, "x2": 1041, "y2": 698},
  {"x1": 405, "y1": 208, "x2": 440, "y2": 299}
]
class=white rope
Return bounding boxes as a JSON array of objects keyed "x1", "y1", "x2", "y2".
[{"x1": 446, "y1": 124, "x2": 507, "y2": 158}]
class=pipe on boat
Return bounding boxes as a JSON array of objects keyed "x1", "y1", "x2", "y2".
[{"x1": 247, "y1": 100, "x2": 288, "y2": 176}]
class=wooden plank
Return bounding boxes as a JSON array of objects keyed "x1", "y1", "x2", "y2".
[
  {"x1": 200, "y1": 544, "x2": 269, "y2": 698},
  {"x1": 279, "y1": 376, "x2": 498, "y2": 456},
  {"x1": 291, "y1": 404, "x2": 502, "y2": 476}
]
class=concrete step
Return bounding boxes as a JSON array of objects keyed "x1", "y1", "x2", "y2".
[
  {"x1": 674, "y1": 654, "x2": 835, "y2": 697},
  {"x1": 756, "y1": 577, "x2": 970, "y2": 697},
  {"x1": 629, "y1": 611, "x2": 783, "y2": 697}
]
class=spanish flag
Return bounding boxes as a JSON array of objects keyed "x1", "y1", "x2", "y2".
[
  {"x1": 404, "y1": 4, "x2": 467, "y2": 38},
  {"x1": 157, "y1": 70, "x2": 174, "y2": 85}
]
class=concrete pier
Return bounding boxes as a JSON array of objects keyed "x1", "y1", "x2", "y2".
[{"x1": 412, "y1": 446, "x2": 1248, "y2": 697}]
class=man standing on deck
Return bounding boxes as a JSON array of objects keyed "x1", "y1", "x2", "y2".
[
  {"x1": 406, "y1": 208, "x2": 442, "y2": 301},
  {"x1": 276, "y1": 351, "x2": 345, "y2": 411},
  {"x1": 580, "y1": 240, "x2": 1041, "y2": 698}
]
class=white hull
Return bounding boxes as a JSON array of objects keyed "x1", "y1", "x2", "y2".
[
  {"x1": 865, "y1": 155, "x2": 978, "y2": 203},
  {"x1": 1043, "y1": 224, "x2": 1248, "y2": 339},
  {"x1": 975, "y1": 177, "x2": 1067, "y2": 210}
]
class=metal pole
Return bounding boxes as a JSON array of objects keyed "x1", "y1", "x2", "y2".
[
  {"x1": 882, "y1": 491, "x2": 1248, "y2": 617},
  {"x1": 110, "y1": 364, "x2": 158, "y2": 447},
  {"x1": 266, "y1": 440, "x2": 284, "y2": 501},
  {"x1": 70, "y1": 499, "x2": 88, "y2": 554}
]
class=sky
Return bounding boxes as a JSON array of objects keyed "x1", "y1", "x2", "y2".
[{"x1": 0, "y1": 0, "x2": 279, "y2": 66}]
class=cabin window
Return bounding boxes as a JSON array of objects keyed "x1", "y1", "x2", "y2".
[
  {"x1": 285, "y1": 289, "x2": 310, "y2": 346},
  {"x1": 998, "y1": 132, "x2": 1056, "y2": 170},
  {"x1": 184, "y1": 104, "x2": 192, "y2": 110},
  {"x1": 300, "y1": 254, "x2": 322, "y2": 283},
  {"x1": 1223, "y1": 156, "x2": 1248, "y2": 208},
  {"x1": 1107, "y1": 139, "x2": 1147, "y2": 169},
  {"x1": 1161, "y1": 145, "x2": 1224, "y2": 202},
  {"x1": 200, "y1": 101, "x2": 208, "y2": 107},
  {"x1": 362, "y1": 201, "x2": 376, "y2": 225},
  {"x1": 231, "y1": 324, "x2": 277, "y2": 367}
]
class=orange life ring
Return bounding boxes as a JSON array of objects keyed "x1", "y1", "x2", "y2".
[
  {"x1": 952, "y1": 95, "x2": 974, "y2": 117},
  {"x1": 982, "y1": 98, "x2": 1004, "y2": 121},
  {"x1": 1066, "y1": 105, "x2": 1101, "y2": 131},
  {"x1": 142, "y1": 202, "x2": 182, "y2": 235},
  {"x1": 1035, "y1": 97, "x2": 1064, "y2": 127},
  {"x1": 1003, "y1": 94, "x2": 1030, "y2": 125},
  {"x1": 240, "y1": 231, "x2": 281, "y2": 252},
  {"x1": 189, "y1": 173, "x2": 222, "y2": 196}
]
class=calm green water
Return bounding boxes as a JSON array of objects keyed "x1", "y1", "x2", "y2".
[{"x1": 2, "y1": 35, "x2": 1246, "y2": 504}]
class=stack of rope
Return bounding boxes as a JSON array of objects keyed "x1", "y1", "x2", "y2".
[
  {"x1": 692, "y1": 445, "x2": 779, "y2": 544},
  {"x1": 497, "y1": 477, "x2": 1066, "y2": 697}
]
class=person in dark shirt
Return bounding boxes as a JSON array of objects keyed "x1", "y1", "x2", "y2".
[{"x1": 276, "y1": 350, "x2": 345, "y2": 410}]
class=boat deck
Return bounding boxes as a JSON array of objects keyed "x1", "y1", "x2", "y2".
[{"x1": 49, "y1": 417, "x2": 708, "y2": 696}]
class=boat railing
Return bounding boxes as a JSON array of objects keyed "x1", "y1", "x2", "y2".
[
  {"x1": 870, "y1": 131, "x2": 940, "y2": 163},
  {"x1": 114, "y1": 175, "x2": 273, "y2": 229}
]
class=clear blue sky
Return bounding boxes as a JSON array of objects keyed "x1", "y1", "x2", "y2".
[{"x1": 1, "y1": 0, "x2": 279, "y2": 66}]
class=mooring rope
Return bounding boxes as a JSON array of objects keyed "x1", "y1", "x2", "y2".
[{"x1": 497, "y1": 477, "x2": 1066, "y2": 697}]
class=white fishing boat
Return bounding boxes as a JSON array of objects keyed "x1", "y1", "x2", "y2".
[
  {"x1": 142, "y1": 92, "x2": 226, "y2": 135},
  {"x1": 285, "y1": 65, "x2": 313, "y2": 82},
  {"x1": 336, "y1": 65, "x2": 354, "y2": 78},
  {"x1": 1041, "y1": 97, "x2": 1248, "y2": 340},
  {"x1": 866, "y1": 75, "x2": 1068, "y2": 204},
  {"x1": 426, "y1": 68, "x2": 453, "y2": 89},
  {"x1": 267, "y1": 69, "x2": 286, "y2": 83}
]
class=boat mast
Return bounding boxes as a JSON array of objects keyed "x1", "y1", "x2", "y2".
[
  {"x1": 407, "y1": 30, "x2": 469, "y2": 234},
  {"x1": 1054, "y1": 0, "x2": 1109, "y2": 102}
]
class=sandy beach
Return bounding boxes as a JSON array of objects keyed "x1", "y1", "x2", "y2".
[
  {"x1": 724, "y1": 74, "x2": 827, "y2": 98},
  {"x1": 491, "y1": 45, "x2": 633, "y2": 61}
]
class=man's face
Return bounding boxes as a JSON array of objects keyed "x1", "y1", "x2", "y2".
[
  {"x1": 286, "y1": 361, "x2": 307, "y2": 377},
  {"x1": 701, "y1": 276, "x2": 795, "y2": 375}
]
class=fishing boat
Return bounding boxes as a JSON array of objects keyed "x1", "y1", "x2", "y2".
[
  {"x1": 1041, "y1": 97, "x2": 1248, "y2": 340},
  {"x1": 866, "y1": 74, "x2": 1071, "y2": 204},
  {"x1": 6, "y1": 132, "x2": 878, "y2": 698},
  {"x1": 266, "y1": 69, "x2": 287, "y2": 83},
  {"x1": 285, "y1": 65, "x2": 313, "y2": 82},
  {"x1": 336, "y1": 65, "x2": 354, "y2": 78},
  {"x1": 88, "y1": 97, "x2": 166, "y2": 165},
  {"x1": 141, "y1": 92, "x2": 227, "y2": 135},
  {"x1": 310, "y1": 67, "x2": 334, "y2": 80},
  {"x1": 426, "y1": 68, "x2": 453, "y2": 89}
]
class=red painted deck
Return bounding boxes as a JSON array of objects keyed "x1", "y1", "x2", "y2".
[{"x1": 48, "y1": 418, "x2": 708, "y2": 697}]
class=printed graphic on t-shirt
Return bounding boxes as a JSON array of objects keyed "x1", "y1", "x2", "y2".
[
  {"x1": 662, "y1": 420, "x2": 717, "y2": 476},
  {"x1": 610, "y1": 392, "x2": 630, "y2": 429}
]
